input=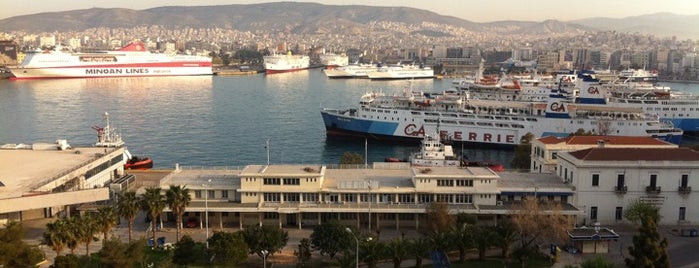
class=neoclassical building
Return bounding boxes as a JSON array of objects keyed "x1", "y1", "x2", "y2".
[
  {"x1": 556, "y1": 147, "x2": 699, "y2": 225},
  {"x1": 530, "y1": 135, "x2": 677, "y2": 174},
  {"x1": 159, "y1": 163, "x2": 579, "y2": 230}
]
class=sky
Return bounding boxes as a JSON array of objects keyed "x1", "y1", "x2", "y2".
[{"x1": 2, "y1": 0, "x2": 699, "y2": 22}]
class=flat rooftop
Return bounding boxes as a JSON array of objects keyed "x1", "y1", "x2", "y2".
[{"x1": 0, "y1": 144, "x2": 116, "y2": 199}]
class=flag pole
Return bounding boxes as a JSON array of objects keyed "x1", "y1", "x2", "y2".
[{"x1": 266, "y1": 139, "x2": 270, "y2": 166}]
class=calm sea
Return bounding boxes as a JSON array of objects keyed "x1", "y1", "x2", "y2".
[{"x1": 0, "y1": 71, "x2": 698, "y2": 169}]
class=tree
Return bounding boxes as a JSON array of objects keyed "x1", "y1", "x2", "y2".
[
  {"x1": 165, "y1": 184, "x2": 191, "y2": 242},
  {"x1": 494, "y1": 220, "x2": 519, "y2": 258},
  {"x1": 172, "y1": 235, "x2": 207, "y2": 266},
  {"x1": 425, "y1": 202, "x2": 454, "y2": 233},
  {"x1": 208, "y1": 231, "x2": 249, "y2": 267},
  {"x1": 407, "y1": 237, "x2": 430, "y2": 268},
  {"x1": 624, "y1": 199, "x2": 660, "y2": 225},
  {"x1": 294, "y1": 238, "x2": 313, "y2": 267},
  {"x1": 450, "y1": 223, "x2": 474, "y2": 262},
  {"x1": 510, "y1": 198, "x2": 573, "y2": 265},
  {"x1": 625, "y1": 216, "x2": 670, "y2": 268},
  {"x1": 385, "y1": 238, "x2": 409, "y2": 268},
  {"x1": 64, "y1": 217, "x2": 80, "y2": 255},
  {"x1": 240, "y1": 225, "x2": 289, "y2": 258},
  {"x1": 472, "y1": 225, "x2": 497, "y2": 260},
  {"x1": 95, "y1": 206, "x2": 118, "y2": 242},
  {"x1": 339, "y1": 151, "x2": 364, "y2": 166},
  {"x1": 310, "y1": 221, "x2": 353, "y2": 259},
  {"x1": 116, "y1": 191, "x2": 140, "y2": 242},
  {"x1": 511, "y1": 132, "x2": 534, "y2": 170},
  {"x1": 141, "y1": 187, "x2": 166, "y2": 248},
  {"x1": 359, "y1": 237, "x2": 385, "y2": 268},
  {"x1": 76, "y1": 213, "x2": 99, "y2": 256},
  {"x1": 98, "y1": 237, "x2": 135, "y2": 268},
  {"x1": 44, "y1": 218, "x2": 71, "y2": 256},
  {"x1": 51, "y1": 254, "x2": 80, "y2": 268},
  {"x1": 0, "y1": 222, "x2": 45, "y2": 267}
]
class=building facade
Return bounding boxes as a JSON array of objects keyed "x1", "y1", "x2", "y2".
[{"x1": 556, "y1": 147, "x2": 699, "y2": 225}]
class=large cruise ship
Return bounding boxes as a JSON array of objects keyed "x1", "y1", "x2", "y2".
[
  {"x1": 320, "y1": 87, "x2": 683, "y2": 146},
  {"x1": 323, "y1": 63, "x2": 378, "y2": 78},
  {"x1": 263, "y1": 52, "x2": 310, "y2": 74},
  {"x1": 8, "y1": 42, "x2": 212, "y2": 79}
]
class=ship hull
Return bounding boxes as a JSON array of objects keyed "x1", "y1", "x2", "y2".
[
  {"x1": 9, "y1": 64, "x2": 212, "y2": 79},
  {"x1": 265, "y1": 67, "x2": 309, "y2": 74},
  {"x1": 320, "y1": 108, "x2": 683, "y2": 146}
]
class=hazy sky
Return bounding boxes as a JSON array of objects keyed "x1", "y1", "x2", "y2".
[{"x1": 2, "y1": 0, "x2": 699, "y2": 22}]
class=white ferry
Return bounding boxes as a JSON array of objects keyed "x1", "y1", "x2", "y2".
[
  {"x1": 323, "y1": 63, "x2": 378, "y2": 78},
  {"x1": 8, "y1": 42, "x2": 212, "y2": 79},
  {"x1": 320, "y1": 86, "x2": 683, "y2": 146},
  {"x1": 319, "y1": 53, "x2": 349, "y2": 68},
  {"x1": 263, "y1": 52, "x2": 310, "y2": 74},
  {"x1": 367, "y1": 63, "x2": 434, "y2": 80}
]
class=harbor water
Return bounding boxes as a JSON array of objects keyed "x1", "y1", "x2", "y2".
[{"x1": 1, "y1": 70, "x2": 698, "y2": 169}]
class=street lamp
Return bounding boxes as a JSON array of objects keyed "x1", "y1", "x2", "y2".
[
  {"x1": 203, "y1": 179, "x2": 211, "y2": 248},
  {"x1": 345, "y1": 228, "x2": 359, "y2": 268},
  {"x1": 261, "y1": 249, "x2": 269, "y2": 268}
]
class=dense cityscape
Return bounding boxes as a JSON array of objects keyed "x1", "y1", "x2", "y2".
[{"x1": 1, "y1": 21, "x2": 698, "y2": 80}]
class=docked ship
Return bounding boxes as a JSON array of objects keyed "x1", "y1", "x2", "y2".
[
  {"x1": 319, "y1": 53, "x2": 349, "y2": 69},
  {"x1": 460, "y1": 72, "x2": 699, "y2": 134},
  {"x1": 323, "y1": 63, "x2": 377, "y2": 78},
  {"x1": 8, "y1": 42, "x2": 212, "y2": 79},
  {"x1": 320, "y1": 86, "x2": 683, "y2": 147},
  {"x1": 263, "y1": 52, "x2": 310, "y2": 74},
  {"x1": 367, "y1": 63, "x2": 434, "y2": 80}
]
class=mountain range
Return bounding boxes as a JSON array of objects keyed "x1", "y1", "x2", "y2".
[{"x1": 1, "y1": 2, "x2": 697, "y2": 39}]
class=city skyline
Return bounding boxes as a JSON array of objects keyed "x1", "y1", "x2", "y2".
[{"x1": 2, "y1": 0, "x2": 698, "y2": 22}]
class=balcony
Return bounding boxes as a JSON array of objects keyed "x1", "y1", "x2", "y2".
[
  {"x1": 646, "y1": 186, "x2": 662, "y2": 194},
  {"x1": 678, "y1": 186, "x2": 692, "y2": 195},
  {"x1": 614, "y1": 185, "x2": 628, "y2": 194}
]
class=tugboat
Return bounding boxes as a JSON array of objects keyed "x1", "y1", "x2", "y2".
[
  {"x1": 386, "y1": 133, "x2": 504, "y2": 171},
  {"x1": 93, "y1": 112, "x2": 153, "y2": 170}
]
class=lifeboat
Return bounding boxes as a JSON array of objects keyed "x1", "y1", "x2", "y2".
[{"x1": 125, "y1": 156, "x2": 154, "y2": 170}]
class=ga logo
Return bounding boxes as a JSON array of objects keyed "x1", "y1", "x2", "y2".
[
  {"x1": 404, "y1": 124, "x2": 426, "y2": 136},
  {"x1": 549, "y1": 102, "x2": 566, "y2": 112},
  {"x1": 587, "y1": 86, "x2": 600, "y2": 94}
]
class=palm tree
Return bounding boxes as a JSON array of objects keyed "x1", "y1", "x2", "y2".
[
  {"x1": 78, "y1": 213, "x2": 99, "y2": 256},
  {"x1": 141, "y1": 187, "x2": 166, "y2": 247},
  {"x1": 359, "y1": 237, "x2": 385, "y2": 268},
  {"x1": 95, "y1": 206, "x2": 118, "y2": 242},
  {"x1": 407, "y1": 237, "x2": 430, "y2": 268},
  {"x1": 165, "y1": 185, "x2": 191, "y2": 242},
  {"x1": 117, "y1": 191, "x2": 140, "y2": 242},
  {"x1": 385, "y1": 238, "x2": 409, "y2": 268},
  {"x1": 43, "y1": 218, "x2": 70, "y2": 256},
  {"x1": 65, "y1": 216, "x2": 81, "y2": 255},
  {"x1": 494, "y1": 220, "x2": 519, "y2": 258},
  {"x1": 472, "y1": 225, "x2": 497, "y2": 260},
  {"x1": 451, "y1": 224, "x2": 474, "y2": 262}
]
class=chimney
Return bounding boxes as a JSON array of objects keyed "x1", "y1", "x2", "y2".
[{"x1": 596, "y1": 140, "x2": 606, "y2": 148}]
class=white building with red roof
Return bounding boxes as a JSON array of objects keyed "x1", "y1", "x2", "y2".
[
  {"x1": 556, "y1": 147, "x2": 699, "y2": 225},
  {"x1": 530, "y1": 135, "x2": 677, "y2": 174}
]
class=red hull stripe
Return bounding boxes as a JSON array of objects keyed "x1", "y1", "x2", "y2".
[{"x1": 22, "y1": 62, "x2": 212, "y2": 69}]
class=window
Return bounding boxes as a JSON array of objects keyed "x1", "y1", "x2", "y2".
[
  {"x1": 590, "y1": 206, "x2": 598, "y2": 221},
  {"x1": 617, "y1": 174, "x2": 625, "y2": 188},
  {"x1": 194, "y1": 190, "x2": 202, "y2": 198},
  {"x1": 437, "y1": 179, "x2": 454, "y2": 187},
  {"x1": 221, "y1": 190, "x2": 229, "y2": 198},
  {"x1": 264, "y1": 212, "x2": 278, "y2": 219},
  {"x1": 398, "y1": 194, "x2": 414, "y2": 203},
  {"x1": 264, "y1": 178, "x2": 281, "y2": 185},
  {"x1": 418, "y1": 194, "x2": 432, "y2": 203},
  {"x1": 208, "y1": 190, "x2": 215, "y2": 199},
  {"x1": 650, "y1": 174, "x2": 657, "y2": 187},
  {"x1": 615, "y1": 207, "x2": 623, "y2": 220},
  {"x1": 264, "y1": 193, "x2": 280, "y2": 202},
  {"x1": 681, "y1": 174, "x2": 689, "y2": 188},
  {"x1": 302, "y1": 193, "x2": 317, "y2": 202},
  {"x1": 283, "y1": 178, "x2": 300, "y2": 185},
  {"x1": 454, "y1": 194, "x2": 472, "y2": 204},
  {"x1": 284, "y1": 193, "x2": 300, "y2": 202},
  {"x1": 343, "y1": 193, "x2": 355, "y2": 203},
  {"x1": 551, "y1": 152, "x2": 558, "y2": 159},
  {"x1": 592, "y1": 174, "x2": 599, "y2": 186},
  {"x1": 436, "y1": 194, "x2": 450, "y2": 203},
  {"x1": 679, "y1": 207, "x2": 686, "y2": 221},
  {"x1": 456, "y1": 180, "x2": 473, "y2": 187}
]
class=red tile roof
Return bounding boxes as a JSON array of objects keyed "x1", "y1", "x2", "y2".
[
  {"x1": 568, "y1": 147, "x2": 699, "y2": 161},
  {"x1": 537, "y1": 135, "x2": 672, "y2": 146}
]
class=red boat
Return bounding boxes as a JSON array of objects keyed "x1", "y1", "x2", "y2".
[{"x1": 125, "y1": 156, "x2": 153, "y2": 170}]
